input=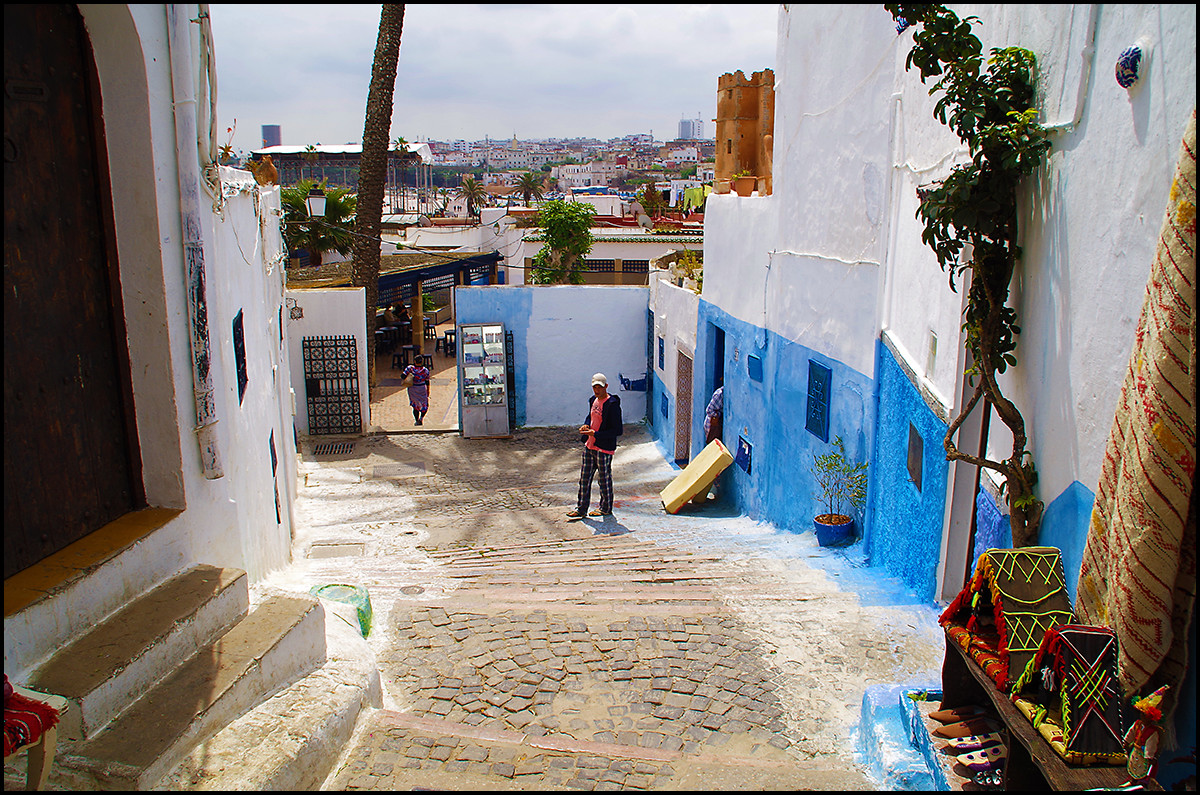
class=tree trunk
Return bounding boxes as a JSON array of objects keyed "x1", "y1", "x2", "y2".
[{"x1": 351, "y1": 4, "x2": 404, "y2": 391}]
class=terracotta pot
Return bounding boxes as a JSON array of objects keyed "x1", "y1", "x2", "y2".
[
  {"x1": 732, "y1": 176, "x2": 757, "y2": 196},
  {"x1": 814, "y1": 514, "x2": 855, "y2": 547}
]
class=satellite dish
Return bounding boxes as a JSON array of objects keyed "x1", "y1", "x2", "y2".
[
  {"x1": 418, "y1": 215, "x2": 433, "y2": 227},
  {"x1": 630, "y1": 201, "x2": 645, "y2": 216},
  {"x1": 638, "y1": 214, "x2": 653, "y2": 229}
]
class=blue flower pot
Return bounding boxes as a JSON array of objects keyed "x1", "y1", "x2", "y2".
[{"x1": 814, "y1": 514, "x2": 855, "y2": 547}]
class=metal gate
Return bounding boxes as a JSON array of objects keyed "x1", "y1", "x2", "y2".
[
  {"x1": 675, "y1": 351, "x2": 693, "y2": 465},
  {"x1": 303, "y1": 335, "x2": 362, "y2": 435}
]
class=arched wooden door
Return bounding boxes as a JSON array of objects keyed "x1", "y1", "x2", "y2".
[{"x1": 3, "y1": 4, "x2": 143, "y2": 578}]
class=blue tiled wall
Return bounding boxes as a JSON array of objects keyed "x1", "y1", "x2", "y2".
[{"x1": 867, "y1": 342, "x2": 949, "y2": 603}]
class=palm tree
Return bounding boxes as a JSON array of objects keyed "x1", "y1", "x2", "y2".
[
  {"x1": 351, "y1": 3, "x2": 404, "y2": 389},
  {"x1": 457, "y1": 176, "x2": 487, "y2": 217},
  {"x1": 391, "y1": 136, "x2": 409, "y2": 211},
  {"x1": 281, "y1": 179, "x2": 356, "y2": 269},
  {"x1": 302, "y1": 144, "x2": 319, "y2": 182},
  {"x1": 515, "y1": 171, "x2": 546, "y2": 206}
]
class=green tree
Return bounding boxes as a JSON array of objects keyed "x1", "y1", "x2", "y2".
[
  {"x1": 456, "y1": 176, "x2": 487, "y2": 217},
  {"x1": 281, "y1": 179, "x2": 356, "y2": 269},
  {"x1": 887, "y1": 4, "x2": 1052, "y2": 546},
  {"x1": 639, "y1": 183, "x2": 665, "y2": 218},
  {"x1": 515, "y1": 171, "x2": 546, "y2": 206},
  {"x1": 351, "y1": 3, "x2": 405, "y2": 389},
  {"x1": 529, "y1": 199, "x2": 595, "y2": 284}
]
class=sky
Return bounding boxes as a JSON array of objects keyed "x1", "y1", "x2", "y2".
[{"x1": 208, "y1": 4, "x2": 777, "y2": 153}]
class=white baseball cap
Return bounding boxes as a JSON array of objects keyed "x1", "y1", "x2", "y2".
[{"x1": 591, "y1": 373, "x2": 608, "y2": 387}]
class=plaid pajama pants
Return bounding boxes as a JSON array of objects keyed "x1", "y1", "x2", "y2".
[{"x1": 576, "y1": 447, "x2": 614, "y2": 514}]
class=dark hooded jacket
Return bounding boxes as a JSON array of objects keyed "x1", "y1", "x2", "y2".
[{"x1": 581, "y1": 393, "x2": 623, "y2": 452}]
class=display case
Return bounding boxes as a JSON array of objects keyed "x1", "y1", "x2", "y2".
[{"x1": 458, "y1": 323, "x2": 510, "y2": 438}]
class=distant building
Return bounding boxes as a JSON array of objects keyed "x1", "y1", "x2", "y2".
[
  {"x1": 678, "y1": 116, "x2": 704, "y2": 140},
  {"x1": 261, "y1": 124, "x2": 281, "y2": 148},
  {"x1": 249, "y1": 143, "x2": 432, "y2": 189}
]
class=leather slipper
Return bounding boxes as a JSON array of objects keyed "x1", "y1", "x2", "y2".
[
  {"x1": 929, "y1": 704, "x2": 990, "y2": 724},
  {"x1": 957, "y1": 743, "x2": 1008, "y2": 772},
  {"x1": 932, "y1": 717, "x2": 1001, "y2": 738},
  {"x1": 942, "y1": 732, "x2": 1004, "y2": 752}
]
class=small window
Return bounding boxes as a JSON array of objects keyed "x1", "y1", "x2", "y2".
[
  {"x1": 658, "y1": 337, "x2": 665, "y2": 370},
  {"x1": 735, "y1": 436, "x2": 752, "y2": 474},
  {"x1": 660, "y1": 393, "x2": 668, "y2": 419},
  {"x1": 805, "y1": 361, "x2": 831, "y2": 442},
  {"x1": 907, "y1": 423, "x2": 924, "y2": 492},
  {"x1": 233, "y1": 310, "x2": 248, "y2": 404},
  {"x1": 747, "y1": 354, "x2": 763, "y2": 382}
]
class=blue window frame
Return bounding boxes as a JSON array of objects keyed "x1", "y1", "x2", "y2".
[
  {"x1": 233, "y1": 310, "x2": 248, "y2": 404},
  {"x1": 747, "y1": 354, "x2": 763, "y2": 382},
  {"x1": 805, "y1": 361, "x2": 831, "y2": 442}
]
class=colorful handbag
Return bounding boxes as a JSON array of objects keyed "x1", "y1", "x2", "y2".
[{"x1": 1010, "y1": 624, "x2": 1127, "y2": 765}]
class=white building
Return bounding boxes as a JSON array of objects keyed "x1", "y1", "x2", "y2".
[
  {"x1": 650, "y1": 9, "x2": 1196, "y2": 760},
  {"x1": 3, "y1": 7, "x2": 351, "y2": 786}
]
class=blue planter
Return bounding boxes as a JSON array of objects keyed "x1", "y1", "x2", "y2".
[{"x1": 815, "y1": 514, "x2": 855, "y2": 547}]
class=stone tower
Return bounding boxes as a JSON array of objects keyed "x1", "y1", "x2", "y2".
[{"x1": 714, "y1": 69, "x2": 775, "y2": 193}]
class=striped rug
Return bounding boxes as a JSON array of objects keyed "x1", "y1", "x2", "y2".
[{"x1": 1076, "y1": 109, "x2": 1196, "y2": 729}]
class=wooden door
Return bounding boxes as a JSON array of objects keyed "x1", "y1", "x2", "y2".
[{"x1": 3, "y1": 4, "x2": 143, "y2": 578}]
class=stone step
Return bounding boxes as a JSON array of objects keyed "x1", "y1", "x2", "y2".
[
  {"x1": 439, "y1": 553, "x2": 722, "y2": 570},
  {"x1": 54, "y1": 593, "x2": 326, "y2": 791},
  {"x1": 28, "y1": 564, "x2": 249, "y2": 741},
  {"x1": 438, "y1": 567, "x2": 718, "y2": 582}
]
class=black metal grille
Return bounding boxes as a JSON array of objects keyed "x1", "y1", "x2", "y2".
[
  {"x1": 302, "y1": 335, "x2": 362, "y2": 435},
  {"x1": 622, "y1": 259, "x2": 650, "y2": 273},
  {"x1": 505, "y1": 330, "x2": 516, "y2": 431},
  {"x1": 313, "y1": 441, "x2": 356, "y2": 456}
]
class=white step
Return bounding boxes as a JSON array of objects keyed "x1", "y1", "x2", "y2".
[
  {"x1": 28, "y1": 564, "x2": 249, "y2": 741},
  {"x1": 55, "y1": 593, "x2": 327, "y2": 790}
]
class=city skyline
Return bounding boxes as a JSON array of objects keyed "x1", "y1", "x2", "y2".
[{"x1": 208, "y1": 4, "x2": 776, "y2": 153}]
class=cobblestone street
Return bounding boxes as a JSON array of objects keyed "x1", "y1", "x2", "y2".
[{"x1": 268, "y1": 425, "x2": 945, "y2": 790}]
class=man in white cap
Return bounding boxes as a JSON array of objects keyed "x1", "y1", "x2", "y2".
[{"x1": 567, "y1": 373, "x2": 623, "y2": 519}]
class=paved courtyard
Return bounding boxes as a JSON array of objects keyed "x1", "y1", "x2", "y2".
[{"x1": 267, "y1": 425, "x2": 945, "y2": 790}]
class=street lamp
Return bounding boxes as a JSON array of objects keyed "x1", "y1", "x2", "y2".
[{"x1": 305, "y1": 185, "x2": 327, "y2": 218}]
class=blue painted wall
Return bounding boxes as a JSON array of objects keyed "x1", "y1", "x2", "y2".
[
  {"x1": 868, "y1": 341, "x2": 949, "y2": 603},
  {"x1": 455, "y1": 287, "x2": 533, "y2": 427},
  {"x1": 690, "y1": 302, "x2": 876, "y2": 537},
  {"x1": 971, "y1": 488, "x2": 1011, "y2": 570},
  {"x1": 1037, "y1": 480, "x2": 1095, "y2": 607}
]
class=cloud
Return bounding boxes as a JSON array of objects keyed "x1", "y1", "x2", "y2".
[{"x1": 209, "y1": 4, "x2": 776, "y2": 150}]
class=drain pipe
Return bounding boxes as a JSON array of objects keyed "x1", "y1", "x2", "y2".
[
  {"x1": 168, "y1": 4, "x2": 223, "y2": 479},
  {"x1": 1043, "y1": 4, "x2": 1098, "y2": 135}
]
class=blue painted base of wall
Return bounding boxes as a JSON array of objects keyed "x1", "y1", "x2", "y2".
[{"x1": 867, "y1": 342, "x2": 948, "y2": 604}]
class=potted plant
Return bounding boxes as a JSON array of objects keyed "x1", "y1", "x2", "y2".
[
  {"x1": 811, "y1": 436, "x2": 868, "y2": 547},
  {"x1": 732, "y1": 170, "x2": 757, "y2": 196}
]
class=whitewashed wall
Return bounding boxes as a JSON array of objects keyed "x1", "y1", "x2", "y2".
[
  {"x1": 524, "y1": 287, "x2": 649, "y2": 426},
  {"x1": 6, "y1": 5, "x2": 299, "y2": 679},
  {"x1": 455, "y1": 285, "x2": 650, "y2": 428},
  {"x1": 880, "y1": 3, "x2": 1198, "y2": 502},
  {"x1": 284, "y1": 287, "x2": 369, "y2": 436},
  {"x1": 649, "y1": 272, "x2": 700, "y2": 398},
  {"x1": 698, "y1": 3, "x2": 1196, "y2": 603}
]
